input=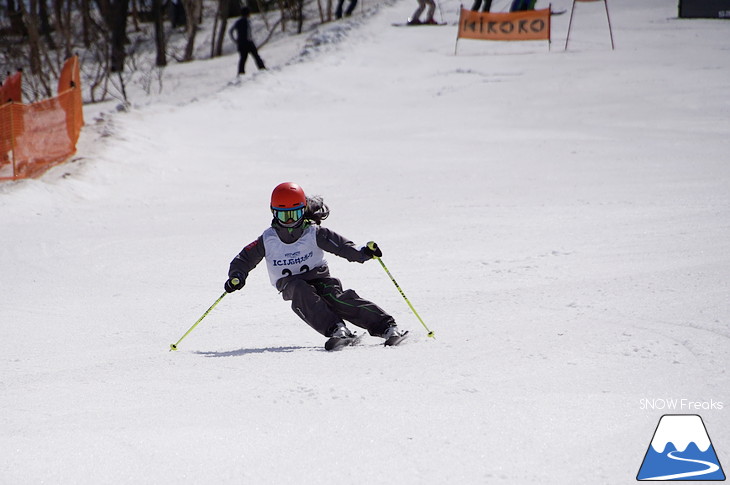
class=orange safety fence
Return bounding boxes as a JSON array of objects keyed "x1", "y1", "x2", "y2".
[
  {"x1": 0, "y1": 71, "x2": 22, "y2": 104},
  {"x1": 0, "y1": 56, "x2": 84, "y2": 181}
]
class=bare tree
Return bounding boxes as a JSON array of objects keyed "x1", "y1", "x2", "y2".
[
  {"x1": 210, "y1": 0, "x2": 232, "y2": 58},
  {"x1": 1, "y1": 0, "x2": 330, "y2": 105},
  {"x1": 5, "y1": 0, "x2": 28, "y2": 36},
  {"x1": 181, "y1": 0, "x2": 201, "y2": 61},
  {"x1": 39, "y1": 0, "x2": 57, "y2": 50},
  {"x1": 110, "y1": 0, "x2": 130, "y2": 71},
  {"x1": 152, "y1": 0, "x2": 167, "y2": 66},
  {"x1": 79, "y1": 0, "x2": 93, "y2": 47},
  {"x1": 53, "y1": 0, "x2": 75, "y2": 58}
]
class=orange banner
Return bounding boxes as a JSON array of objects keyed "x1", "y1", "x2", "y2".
[{"x1": 457, "y1": 7, "x2": 551, "y2": 41}]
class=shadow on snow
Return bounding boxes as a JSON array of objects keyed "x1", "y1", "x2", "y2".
[{"x1": 194, "y1": 346, "x2": 320, "y2": 357}]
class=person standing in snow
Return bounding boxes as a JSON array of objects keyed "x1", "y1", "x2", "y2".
[
  {"x1": 224, "y1": 182, "x2": 404, "y2": 347},
  {"x1": 509, "y1": 0, "x2": 536, "y2": 10},
  {"x1": 229, "y1": 6, "x2": 266, "y2": 75},
  {"x1": 335, "y1": 0, "x2": 357, "y2": 18},
  {"x1": 408, "y1": 0, "x2": 437, "y2": 24},
  {"x1": 470, "y1": 0, "x2": 492, "y2": 12}
]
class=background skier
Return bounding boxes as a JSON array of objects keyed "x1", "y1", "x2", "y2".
[
  {"x1": 470, "y1": 0, "x2": 492, "y2": 12},
  {"x1": 408, "y1": 0, "x2": 437, "y2": 24},
  {"x1": 224, "y1": 182, "x2": 405, "y2": 349},
  {"x1": 229, "y1": 6, "x2": 266, "y2": 75},
  {"x1": 335, "y1": 0, "x2": 357, "y2": 18}
]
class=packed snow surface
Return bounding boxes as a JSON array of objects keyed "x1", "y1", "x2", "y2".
[{"x1": 1, "y1": 0, "x2": 729, "y2": 483}]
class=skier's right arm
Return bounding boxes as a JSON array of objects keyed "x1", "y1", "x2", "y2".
[{"x1": 225, "y1": 236, "x2": 265, "y2": 292}]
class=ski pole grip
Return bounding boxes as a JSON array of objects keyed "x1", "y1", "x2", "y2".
[{"x1": 366, "y1": 241, "x2": 382, "y2": 258}]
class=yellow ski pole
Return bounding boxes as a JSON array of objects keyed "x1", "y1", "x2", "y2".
[
  {"x1": 169, "y1": 278, "x2": 238, "y2": 351},
  {"x1": 368, "y1": 242, "x2": 435, "y2": 339}
]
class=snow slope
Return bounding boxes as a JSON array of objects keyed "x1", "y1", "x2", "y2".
[{"x1": 1, "y1": 0, "x2": 729, "y2": 483}]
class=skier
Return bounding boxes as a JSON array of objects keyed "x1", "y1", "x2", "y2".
[
  {"x1": 509, "y1": 0, "x2": 536, "y2": 11},
  {"x1": 229, "y1": 6, "x2": 266, "y2": 75},
  {"x1": 335, "y1": 0, "x2": 357, "y2": 18},
  {"x1": 224, "y1": 182, "x2": 406, "y2": 349},
  {"x1": 470, "y1": 0, "x2": 492, "y2": 12},
  {"x1": 408, "y1": 0, "x2": 437, "y2": 24}
]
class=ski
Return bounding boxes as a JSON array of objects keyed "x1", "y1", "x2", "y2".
[
  {"x1": 324, "y1": 332, "x2": 364, "y2": 351},
  {"x1": 391, "y1": 22, "x2": 449, "y2": 27},
  {"x1": 384, "y1": 330, "x2": 409, "y2": 347},
  {"x1": 324, "y1": 330, "x2": 408, "y2": 350}
]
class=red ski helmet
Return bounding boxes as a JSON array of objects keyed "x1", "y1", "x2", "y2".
[{"x1": 271, "y1": 182, "x2": 306, "y2": 227}]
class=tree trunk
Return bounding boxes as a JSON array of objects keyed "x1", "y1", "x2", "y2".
[
  {"x1": 53, "y1": 0, "x2": 74, "y2": 58},
  {"x1": 22, "y1": 0, "x2": 43, "y2": 75},
  {"x1": 81, "y1": 0, "x2": 92, "y2": 47},
  {"x1": 110, "y1": 0, "x2": 129, "y2": 72},
  {"x1": 130, "y1": 0, "x2": 141, "y2": 32},
  {"x1": 152, "y1": 0, "x2": 167, "y2": 66},
  {"x1": 295, "y1": 0, "x2": 303, "y2": 34},
  {"x1": 39, "y1": 0, "x2": 57, "y2": 50},
  {"x1": 6, "y1": 0, "x2": 28, "y2": 36},
  {"x1": 212, "y1": 0, "x2": 229, "y2": 57},
  {"x1": 182, "y1": 0, "x2": 201, "y2": 61}
]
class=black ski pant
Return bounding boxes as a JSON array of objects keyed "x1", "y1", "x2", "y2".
[
  {"x1": 281, "y1": 277, "x2": 394, "y2": 337},
  {"x1": 335, "y1": 0, "x2": 357, "y2": 18},
  {"x1": 237, "y1": 41, "x2": 265, "y2": 74},
  {"x1": 471, "y1": 0, "x2": 492, "y2": 11}
]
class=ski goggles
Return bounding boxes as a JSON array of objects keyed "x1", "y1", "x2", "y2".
[{"x1": 272, "y1": 206, "x2": 305, "y2": 226}]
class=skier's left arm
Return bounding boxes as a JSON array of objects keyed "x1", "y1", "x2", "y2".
[{"x1": 316, "y1": 226, "x2": 381, "y2": 263}]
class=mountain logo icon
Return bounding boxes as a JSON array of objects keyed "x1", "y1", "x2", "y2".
[{"x1": 637, "y1": 414, "x2": 726, "y2": 481}]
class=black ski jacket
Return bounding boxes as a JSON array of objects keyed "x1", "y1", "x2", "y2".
[{"x1": 229, "y1": 18, "x2": 253, "y2": 48}]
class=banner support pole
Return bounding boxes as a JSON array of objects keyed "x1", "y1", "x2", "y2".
[
  {"x1": 455, "y1": 4, "x2": 463, "y2": 55},
  {"x1": 565, "y1": 0, "x2": 614, "y2": 51},
  {"x1": 605, "y1": 0, "x2": 615, "y2": 50},
  {"x1": 564, "y1": 0, "x2": 577, "y2": 50}
]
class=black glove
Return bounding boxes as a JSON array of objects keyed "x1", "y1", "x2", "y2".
[
  {"x1": 363, "y1": 241, "x2": 383, "y2": 259},
  {"x1": 224, "y1": 273, "x2": 245, "y2": 293}
]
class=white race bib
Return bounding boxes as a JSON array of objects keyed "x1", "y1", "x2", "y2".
[{"x1": 262, "y1": 226, "x2": 326, "y2": 286}]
